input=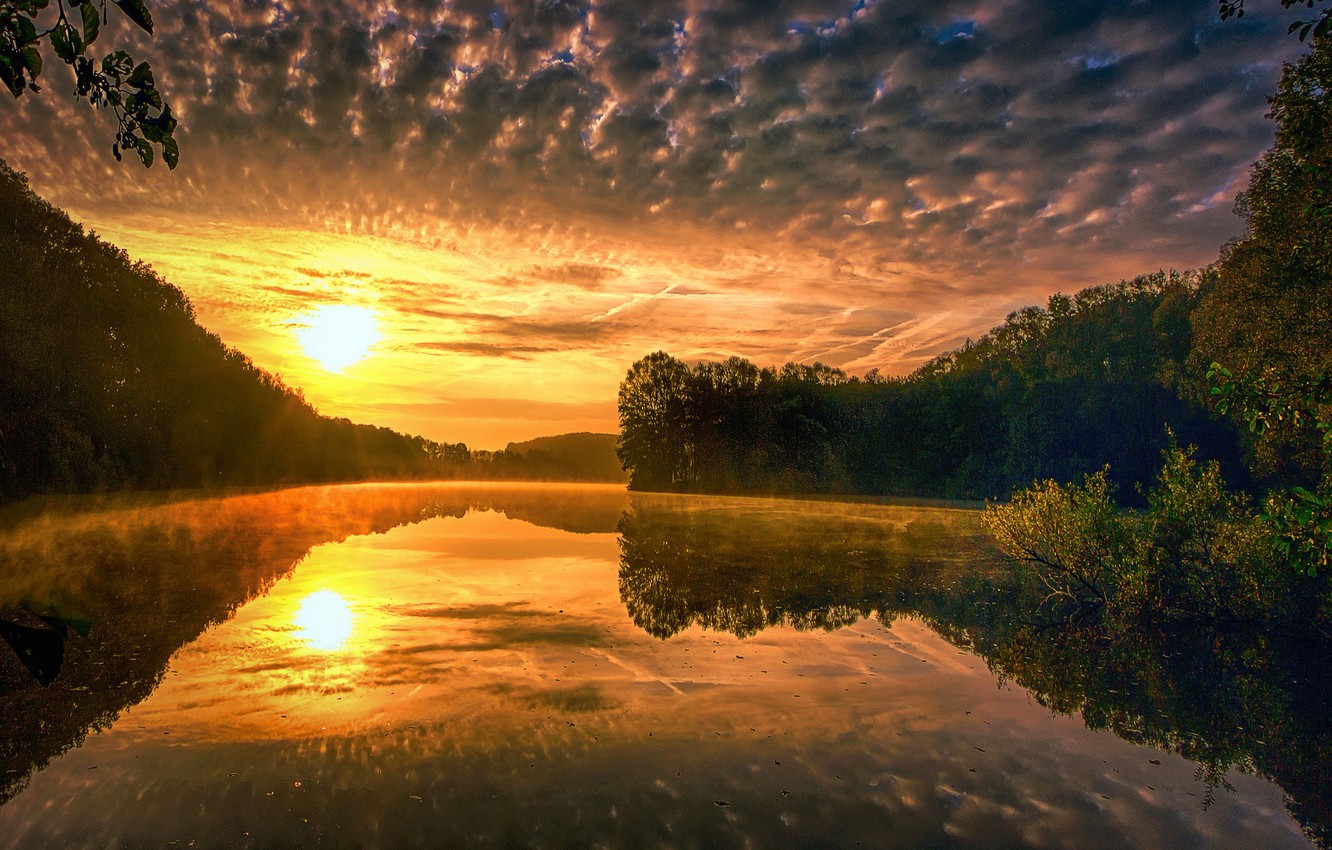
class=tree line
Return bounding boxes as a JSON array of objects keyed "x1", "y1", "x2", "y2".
[{"x1": 617, "y1": 270, "x2": 1245, "y2": 502}]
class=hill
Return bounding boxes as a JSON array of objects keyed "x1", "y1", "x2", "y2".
[
  {"x1": 0, "y1": 161, "x2": 459, "y2": 501},
  {"x1": 502, "y1": 433, "x2": 627, "y2": 483}
]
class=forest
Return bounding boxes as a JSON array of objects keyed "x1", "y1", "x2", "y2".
[
  {"x1": 0, "y1": 166, "x2": 620, "y2": 503},
  {"x1": 617, "y1": 270, "x2": 1244, "y2": 502}
]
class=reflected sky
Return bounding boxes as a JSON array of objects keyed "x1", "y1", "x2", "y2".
[{"x1": 0, "y1": 486, "x2": 1316, "y2": 849}]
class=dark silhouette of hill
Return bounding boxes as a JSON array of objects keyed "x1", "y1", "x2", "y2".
[
  {"x1": 0, "y1": 161, "x2": 470, "y2": 502},
  {"x1": 503, "y1": 432, "x2": 627, "y2": 483}
]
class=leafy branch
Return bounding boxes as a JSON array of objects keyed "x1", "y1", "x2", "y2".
[
  {"x1": 0, "y1": 0, "x2": 177, "y2": 168},
  {"x1": 1219, "y1": 0, "x2": 1332, "y2": 42},
  {"x1": 1209, "y1": 362, "x2": 1332, "y2": 574}
]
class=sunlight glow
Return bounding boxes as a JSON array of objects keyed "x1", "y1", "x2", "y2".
[
  {"x1": 295, "y1": 305, "x2": 381, "y2": 372},
  {"x1": 293, "y1": 589, "x2": 354, "y2": 651}
]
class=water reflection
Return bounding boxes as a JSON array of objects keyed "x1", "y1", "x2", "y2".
[
  {"x1": 294, "y1": 590, "x2": 355, "y2": 651},
  {"x1": 616, "y1": 495, "x2": 1332, "y2": 848},
  {"x1": 0, "y1": 485, "x2": 1321, "y2": 849},
  {"x1": 0, "y1": 482, "x2": 629, "y2": 805},
  {"x1": 617, "y1": 494, "x2": 990, "y2": 639}
]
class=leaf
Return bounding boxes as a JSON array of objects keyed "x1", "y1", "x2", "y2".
[
  {"x1": 112, "y1": 0, "x2": 153, "y2": 34},
  {"x1": 102, "y1": 50, "x2": 132, "y2": 78},
  {"x1": 21, "y1": 46, "x2": 41, "y2": 76},
  {"x1": 80, "y1": 2, "x2": 100, "y2": 46},
  {"x1": 1291, "y1": 486, "x2": 1322, "y2": 504},
  {"x1": 50, "y1": 23, "x2": 76, "y2": 63},
  {"x1": 134, "y1": 137, "x2": 153, "y2": 167},
  {"x1": 16, "y1": 15, "x2": 37, "y2": 45},
  {"x1": 0, "y1": 56, "x2": 21, "y2": 97},
  {"x1": 162, "y1": 134, "x2": 179, "y2": 169},
  {"x1": 127, "y1": 61, "x2": 153, "y2": 89}
]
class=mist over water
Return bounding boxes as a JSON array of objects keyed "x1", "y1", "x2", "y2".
[{"x1": 0, "y1": 483, "x2": 1320, "y2": 849}]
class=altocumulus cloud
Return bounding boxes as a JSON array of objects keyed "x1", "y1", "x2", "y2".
[{"x1": 1, "y1": 0, "x2": 1298, "y2": 261}]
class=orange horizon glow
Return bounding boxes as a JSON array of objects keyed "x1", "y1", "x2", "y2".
[{"x1": 69, "y1": 211, "x2": 1202, "y2": 452}]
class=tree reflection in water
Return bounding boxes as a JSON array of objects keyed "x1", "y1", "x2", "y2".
[
  {"x1": 616, "y1": 495, "x2": 1332, "y2": 849},
  {"x1": 0, "y1": 482, "x2": 630, "y2": 806}
]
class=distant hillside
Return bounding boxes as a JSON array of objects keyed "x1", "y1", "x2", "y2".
[
  {"x1": 0, "y1": 161, "x2": 460, "y2": 501},
  {"x1": 503, "y1": 433, "x2": 627, "y2": 483}
]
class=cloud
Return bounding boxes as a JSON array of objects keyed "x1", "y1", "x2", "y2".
[
  {"x1": 413, "y1": 340, "x2": 559, "y2": 359},
  {"x1": 3, "y1": 0, "x2": 1298, "y2": 251}
]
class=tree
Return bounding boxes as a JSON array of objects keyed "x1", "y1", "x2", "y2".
[
  {"x1": 1, "y1": 0, "x2": 177, "y2": 167},
  {"x1": 1210, "y1": 362, "x2": 1332, "y2": 574},
  {"x1": 984, "y1": 440, "x2": 1294, "y2": 626},
  {"x1": 616, "y1": 351, "x2": 693, "y2": 490},
  {"x1": 1189, "y1": 35, "x2": 1331, "y2": 570}
]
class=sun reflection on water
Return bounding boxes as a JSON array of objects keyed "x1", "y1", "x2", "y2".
[{"x1": 293, "y1": 589, "x2": 354, "y2": 650}]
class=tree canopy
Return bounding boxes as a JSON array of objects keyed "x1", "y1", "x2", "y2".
[{"x1": 616, "y1": 272, "x2": 1245, "y2": 502}]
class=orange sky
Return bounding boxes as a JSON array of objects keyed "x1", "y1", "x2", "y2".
[
  {"x1": 77, "y1": 210, "x2": 1071, "y2": 448},
  {"x1": 0, "y1": 0, "x2": 1305, "y2": 448}
]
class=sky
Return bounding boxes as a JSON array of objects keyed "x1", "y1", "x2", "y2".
[{"x1": 0, "y1": 0, "x2": 1309, "y2": 448}]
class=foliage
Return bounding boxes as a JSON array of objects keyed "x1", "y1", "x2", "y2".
[
  {"x1": 1211, "y1": 362, "x2": 1332, "y2": 574},
  {"x1": 616, "y1": 272, "x2": 1245, "y2": 501},
  {"x1": 1219, "y1": 0, "x2": 1332, "y2": 42},
  {"x1": 1124, "y1": 440, "x2": 1274, "y2": 621},
  {"x1": 981, "y1": 470, "x2": 1121, "y2": 612},
  {"x1": 986, "y1": 436, "x2": 1332, "y2": 640},
  {"x1": 0, "y1": 0, "x2": 176, "y2": 167},
  {"x1": 984, "y1": 440, "x2": 1299, "y2": 626},
  {"x1": 616, "y1": 352, "x2": 695, "y2": 490},
  {"x1": 1190, "y1": 36, "x2": 1331, "y2": 476},
  {"x1": 1194, "y1": 35, "x2": 1332, "y2": 574}
]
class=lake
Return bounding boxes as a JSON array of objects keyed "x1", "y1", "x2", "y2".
[{"x1": 0, "y1": 482, "x2": 1324, "y2": 849}]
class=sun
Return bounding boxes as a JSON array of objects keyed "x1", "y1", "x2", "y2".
[{"x1": 295, "y1": 305, "x2": 381, "y2": 372}]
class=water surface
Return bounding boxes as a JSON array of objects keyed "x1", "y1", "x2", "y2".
[{"x1": 0, "y1": 483, "x2": 1322, "y2": 848}]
